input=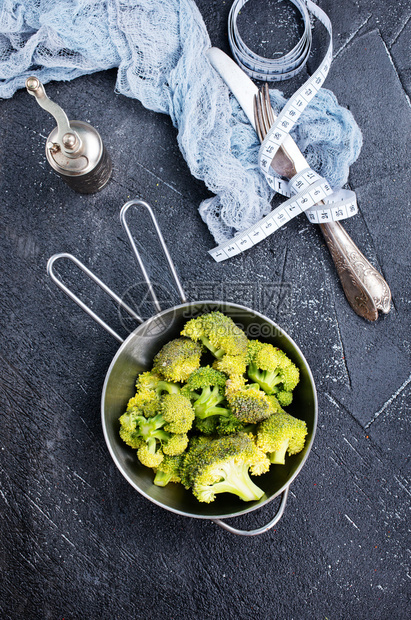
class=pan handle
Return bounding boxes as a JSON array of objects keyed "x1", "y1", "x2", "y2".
[
  {"x1": 120, "y1": 199, "x2": 187, "y2": 312},
  {"x1": 211, "y1": 486, "x2": 289, "y2": 536},
  {"x1": 47, "y1": 253, "x2": 144, "y2": 343}
]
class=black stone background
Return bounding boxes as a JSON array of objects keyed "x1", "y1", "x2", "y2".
[{"x1": 1, "y1": 1, "x2": 410, "y2": 618}]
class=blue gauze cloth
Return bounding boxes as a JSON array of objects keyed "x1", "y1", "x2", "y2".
[{"x1": 0, "y1": 0, "x2": 362, "y2": 244}]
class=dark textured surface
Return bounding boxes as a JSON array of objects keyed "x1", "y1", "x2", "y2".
[{"x1": 1, "y1": 1, "x2": 410, "y2": 618}]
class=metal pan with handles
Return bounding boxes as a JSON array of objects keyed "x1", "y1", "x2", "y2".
[{"x1": 48, "y1": 200, "x2": 318, "y2": 536}]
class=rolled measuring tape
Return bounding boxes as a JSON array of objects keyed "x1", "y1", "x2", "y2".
[{"x1": 209, "y1": 0, "x2": 358, "y2": 262}]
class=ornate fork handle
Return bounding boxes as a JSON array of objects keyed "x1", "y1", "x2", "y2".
[{"x1": 320, "y1": 220, "x2": 391, "y2": 321}]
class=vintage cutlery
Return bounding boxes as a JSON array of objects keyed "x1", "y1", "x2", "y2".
[{"x1": 207, "y1": 47, "x2": 391, "y2": 321}]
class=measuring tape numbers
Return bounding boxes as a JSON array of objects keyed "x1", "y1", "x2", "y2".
[{"x1": 209, "y1": 0, "x2": 359, "y2": 263}]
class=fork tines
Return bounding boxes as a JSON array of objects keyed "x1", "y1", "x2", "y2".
[{"x1": 254, "y1": 83, "x2": 275, "y2": 142}]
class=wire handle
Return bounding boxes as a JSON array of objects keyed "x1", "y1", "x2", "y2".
[
  {"x1": 212, "y1": 487, "x2": 289, "y2": 536},
  {"x1": 120, "y1": 199, "x2": 187, "y2": 311},
  {"x1": 47, "y1": 253, "x2": 144, "y2": 343},
  {"x1": 47, "y1": 200, "x2": 186, "y2": 341}
]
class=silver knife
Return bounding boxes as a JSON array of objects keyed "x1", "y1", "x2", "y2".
[{"x1": 206, "y1": 47, "x2": 391, "y2": 321}]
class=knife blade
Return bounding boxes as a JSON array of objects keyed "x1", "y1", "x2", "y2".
[{"x1": 207, "y1": 47, "x2": 308, "y2": 173}]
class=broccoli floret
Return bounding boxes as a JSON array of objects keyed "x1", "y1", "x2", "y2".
[
  {"x1": 181, "y1": 311, "x2": 247, "y2": 359},
  {"x1": 137, "y1": 443, "x2": 165, "y2": 468},
  {"x1": 226, "y1": 384, "x2": 274, "y2": 424},
  {"x1": 216, "y1": 411, "x2": 250, "y2": 435},
  {"x1": 213, "y1": 353, "x2": 247, "y2": 378},
  {"x1": 217, "y1": 377, "x2": 259, "y2": 433},
  {"x1": 159, "y1": 393, "x2": 195, "y2": 434},
  {"x1": 161, "y1": 433, "x2": 189, "y2": 456},
  {"x1": 118, "y1": 393, "x2": 194, "y2": 467},
  {"x1": 126, "y1": 390, "x2": 158, "y2": 418},
  {"x1": 153, "y1": 454, "x2": 183, "y2": 487},
  {"x1": 181, "y1": 433, "x2": 270, "y2": 503},
  {"x1": 247, "y1": 340, "x2": 300, "y2": 404},
  {"x1": 194, "y1": 415, "x2": 220, "y2": 435},
  {"x1": 135, "y1": 370, "x2": 181, "y2": 397},
  {"x1": 267, "y1": 394, "x2": 286, "y2": 413},
  {"x1": 153, "y1": 337, "x2": 203, "y2": 383},
  {"x1": 182, "y1": 366, "x2": 247, "y2": 434},
  {"x1": 119, "y1": 424, "x2": 145, "y2": 450},
  {"x1": 193, "y1": 415, "x2": 251, "y2": 436},
  {"x1": 276, "y1": 391, "x2": 294, "y2": 407},
  {"x1": 181, "y1": 366, "x2": 227, "y2": 417},
  {"x1": 119, "y1": 326, "x2": 309, "y2": 503},
  {"x1": 188, "y1": 434, "x2": 214, "y2": 450},
  {"x1": 256, "y1": 412, "x2": 308, "y2": 464},
  {"x1": 119, "y1": 410, "x2": 166, "y2": 465}
]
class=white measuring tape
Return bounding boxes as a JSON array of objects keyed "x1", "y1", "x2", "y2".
[{"x1": 209, "y1": 0, "x2": 358, "y2": 262}]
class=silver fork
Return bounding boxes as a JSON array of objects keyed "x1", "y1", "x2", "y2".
[{"x1": 254, "y1": 84, "x2": 391, "y2": 321}]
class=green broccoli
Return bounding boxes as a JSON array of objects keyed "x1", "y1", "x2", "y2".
[
  {"x1": 193, "y1": 413, "x2": 250, "y2": 436},
  {"x1": 246, "y1": 340, "x2": 300, "y2": 405},
  {"x1": 118, "y1": 393, "x2": 195, "y2": 468},
  {"x1": 136, "y1": 443, "x2": 165, "y2": 469},
  {"x1": 153, "y1": 337, "x2": 203, "y2": 383},
  {"x1": 276, "y1": 390, "x2": 294, "y2": 407},
  {"x1": 181, "y1": 311, "x2": 247, "y2": 359},
  {"x1": 181, "y1": 433, "x2": 270, "y2": 503},
  {"x1": 153, "y1": 454, "x2": 183, "y2": 487},
  {"x1": 125, "y1": 390, "x2": 159, "y2": 419},
  {"x1": 267, "y1": 394, "x2": 286, "y2": 414},
  {"x1": 216, "y1": 412, "x2": 251, "y2": 436},
  {"x1": 226, "y1": 383, "x2": 274, "y2": 424},
  {"x1": 120, "y1": 391, "x2": 159, "y2": 436},
  {"x1": 187, "y1": 433, "x2": 214, "y2": 450},
  {"x1": 256, "y1": 412, "x2": 308, "y2": 464},
  {"x1": 193, "y1": 415, "x2": 219, "y2": 435},
  {"x1": 213, "y1": 353, "x2": 247, "y2": 378},
  {"x1": 117, "y1": 312, "x2": 311, "y2": 504},
  {"x1": 181, "y1": 366, "x2": 249, "y2": 435},
  {"x1": 159, "y1": 393, "x2": 195, "y2": 434},
  {"x1": 181, "y1": 366, "x2": 227, "y2": 417},
  {"x1": 135, "y1": 370, "x2": 181, "y2": 397}
]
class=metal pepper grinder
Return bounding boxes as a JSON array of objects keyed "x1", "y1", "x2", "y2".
[{"x1": 26, "y1": 76, "x2": 112, "y2": 193}]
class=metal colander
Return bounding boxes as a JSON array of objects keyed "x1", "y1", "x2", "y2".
[{"x1": 48, "y1": 200, "x2": 317, "y2": 536}]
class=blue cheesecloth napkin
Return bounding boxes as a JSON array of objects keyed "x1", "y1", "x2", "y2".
[{"x1": 0, "y1": 0, "x2": 362, "y2": 244}]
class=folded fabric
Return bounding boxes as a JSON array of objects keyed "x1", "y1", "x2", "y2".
[{"x1": 0, "y1": 0, "x2": 362, "y2": 243}]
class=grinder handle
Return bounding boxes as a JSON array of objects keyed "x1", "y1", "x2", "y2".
[{"x1": 26, "y1": 76, "x2": 81, "y2": 153}]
